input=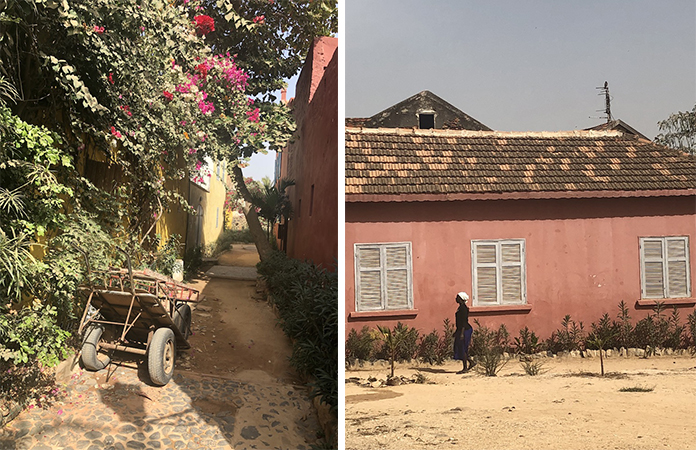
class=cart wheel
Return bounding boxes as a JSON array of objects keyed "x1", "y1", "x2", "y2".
[
  {"x1": 173, "y1": 304, "x2": 192, "y2": 340},
  {"x1": 81, "y1": 324, "x2": 111, "y2": 371},
  {"x1": 148, "y1": 327, "x2": 176, "y2": 386}
]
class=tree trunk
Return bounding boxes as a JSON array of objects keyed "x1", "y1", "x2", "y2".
[{"x1": 231, "y1": 164, "x2": 273, "y2": 262}]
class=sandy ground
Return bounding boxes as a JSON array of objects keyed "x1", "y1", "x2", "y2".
[
  {"x1": 346, "y1": 355, "x2": 696, "y2": 450},
  {"x1": 183, "y1": 243, "x2": 300, "y2": 385}
]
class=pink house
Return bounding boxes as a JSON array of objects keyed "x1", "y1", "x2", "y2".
[{"x1": 345, "y1": 126, "x2": 696, "y2": 339}]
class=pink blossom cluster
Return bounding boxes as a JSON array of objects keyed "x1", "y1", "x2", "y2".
[
  {"x1": 198, "y1": 99, "x2": 215, "y2": 115},
  {"x1": 110, "y1": 126, "x2": 122, "y2": 138},
  {"x1": 93, "y1": 25, "x2": 105, "y2": 34},
  {"x1": 246, "y1": 108, "x2": 260, "y2": 123}
]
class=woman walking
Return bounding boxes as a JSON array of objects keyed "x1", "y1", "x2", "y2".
[{"x1": 454, "y1": 291, "x2": 474, "y2": 374}]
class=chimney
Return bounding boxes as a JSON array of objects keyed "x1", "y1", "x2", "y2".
[{"x1": 281, "y1": 89, "x2": 287, "y2": 104}]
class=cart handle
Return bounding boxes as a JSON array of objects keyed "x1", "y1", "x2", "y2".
[{"x1": 115, "y1": 246, "x2": 135, "y2": 295}]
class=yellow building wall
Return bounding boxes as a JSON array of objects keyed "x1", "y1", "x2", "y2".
[
  {"x1": 155, "y1": 176, "x2": 190, "y2": 257},
  {"x1": 186, "y1": 160, "x2": 229, "y2": 252}
]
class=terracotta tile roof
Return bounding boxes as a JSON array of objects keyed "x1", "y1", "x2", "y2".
[{"x1": 345, "y1": 127, "x2": 696, "y2": 198}]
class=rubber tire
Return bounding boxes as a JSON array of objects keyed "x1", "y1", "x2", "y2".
[
  {"x1": 80, "y1": 325, "x2": 111, "y2": 371},
  {"x1": 148, "y1": 327, "x2": 176, "y2": 386},
  {"x1": 172, "y1": 304, "x2": 192, "y2": 340}
]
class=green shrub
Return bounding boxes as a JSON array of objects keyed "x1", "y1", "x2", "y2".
[
  {"x1": 346, "y1": 326, "x2": 378, "y2": 365},
  {"x1": 418, "y1": 330, "x2": 440, "y2": 365},
  {"x1": 257, "y1": 251, "x2": 337, "y2": 414},
  {"x1": 470, "y1": 320, "x2": 509, "y2": 376},
  {"x1": 520, "y1": 358, "x2": 546, "y2": 376},
  {"x1": 211, "y1": 228, "x2": 254, "y2": 256},
  {"x1": 546, "y1": 315, "x2": 585, "y2": 354},
  {"x1": 615, "y1": 300, "x2": 634, "y2": 349},
  {"x1": 0, "y1": 302, "x2": 70, "y2": 367},
  {"x1": 514, "y1": 326, "x2": 543, "y2": 355},
  {"x1": 687, "y1": 310, "x2": 696, "y2": 353}
]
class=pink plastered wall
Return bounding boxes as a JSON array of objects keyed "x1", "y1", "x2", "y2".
[
  {"x1": 280, "y1": 37, "x2": 338, "y2": 270},
  {"x1": 345, "y1": 195, "x2": 696, "y2": 340}
]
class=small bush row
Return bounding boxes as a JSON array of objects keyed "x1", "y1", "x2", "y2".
[{"x1": 346, "y1": 301, "x2": 696, "y2": 367}]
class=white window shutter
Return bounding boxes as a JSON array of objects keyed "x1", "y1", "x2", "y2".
[
  {"x1": 476, "y1": 267, "x2": 498, "y2": 303},
  {"x1": 473, "y1": 239, "x2": 526, "y2": 306},
  {"x1": 641, "y1": 237, "x2": 691, "y2": 299},
  {"x1": 666, "y1": 237, "x2": 690, "y2": 298},
  {"x1": 501, "y1": 242, "x2": 523, "y2": 304},
  {"x1": 355, "y1": 243, "x2": 413, "y2": 312},
  {"x1": 356, "y1": 247, "x2": 383, "y2": 311},
  {"x1": 385, "y1": 246, "x2": 411, "y2": 309}
]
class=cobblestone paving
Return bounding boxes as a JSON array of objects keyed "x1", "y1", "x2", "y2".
[{"x1": 0, "y1": 364, "x2": 320, "y2": 450}]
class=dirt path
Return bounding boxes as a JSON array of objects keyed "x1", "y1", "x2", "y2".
[{"x1": 346, "y1": 355, "x2": 696, "y2": 450}]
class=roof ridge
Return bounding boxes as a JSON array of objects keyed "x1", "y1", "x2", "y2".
[{"x1": 345, "y1": 127, "x2": 626, "y2": 138}]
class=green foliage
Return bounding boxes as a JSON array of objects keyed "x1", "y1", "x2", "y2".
[
  {"x1": 257, "y1": 251, "x2": 337, "y2": 414},
  {"x1": 0, "y1": 302, "x2": 70, "y2": 367},
  {"x1": 345, "y1": 326, "x2": 378, "y2": 366},
  {"x1": 585, "y1": 313, "x2": 617, "y2": 350},
  {"x1": 520, "y1": 358, "x2": 546, "y2": 376},
  {"x1": 513, "y1": 326, "x2": 543, "y2": 355},
  {"x1": 470, "y1": 320, "x2": 509, "y2": 377},
  {"x1": 615, "y1": 300, "x2": 633, "y2": 349},
  {"x1": 655, "y1": 105, "x2": 696, "y2": 155},
  {"x1": 687, "y1": 310, "x2": 696, "y2": 353},
  {"x1": 417, "y1": 319, "x2": 455, "y2": 365},
  {"x1": 145, "y1": 234, "x2": 181, "y2": 277},
  {"x1": 546, "y1": 315, "x2": 585, "y2": 354},
  {"x1": 372, "y1": 322, "x2": 419, "y2": 377}
]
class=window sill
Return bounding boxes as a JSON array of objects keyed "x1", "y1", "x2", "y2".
[
  {"x1": 635, "y1": 298, "x2": 696, "y2": 308},
  {"x1": 349, "y1": 309, "x2": 419, "y2": 320},
  {"x1": 470, "y1": 304, "x2": 532, "y2": 315}
]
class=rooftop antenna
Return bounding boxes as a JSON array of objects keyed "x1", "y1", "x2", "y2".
[{"x1": 595, "y1": 81, "x2": 613, "y2": 123}]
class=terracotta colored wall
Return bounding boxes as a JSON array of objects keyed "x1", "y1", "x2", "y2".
[
  {"x1": 280, "y1": 37, "x2": 338, "y2": 270},
  {"x1": 346, "y1": 196, "x2": 696, "y2": 339}
]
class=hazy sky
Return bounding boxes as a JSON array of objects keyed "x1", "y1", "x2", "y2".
[{"x1": 346, "y1": 0, "x2": 695, "y2": 139}]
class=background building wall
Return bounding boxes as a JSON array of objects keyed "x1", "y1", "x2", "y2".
[
  {"x1": 346, "y1": 195, "x2": 696, "y2": 338},
  {"x1": 280, "y1": 36, "x2": 338, "y2": 270}
]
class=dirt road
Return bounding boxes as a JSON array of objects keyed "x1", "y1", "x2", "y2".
[{"x1": 346, "y1": 355, "x2": 696, "y2": 450}]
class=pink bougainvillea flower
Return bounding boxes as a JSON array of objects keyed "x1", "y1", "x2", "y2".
[
  {"x1": 246, "y1": 108, "x2": 260, "y2": 123},
  {"x1": 188, "y1": 148, "x2": 197, "y2": 154},
  {"x1": 110, "y1": 126, "x2": 122, "y2": 138},
  {"x1": 108, "y1": 73, "x2": 114, "y2": 84},
  {"x1": 198, "y1": 99, "x2": 215, "y2": 115},
  {"x1": 120, "y1": 105, "x2": 132, "y2": 116},
  {"x1": 93, "y1": 25, "x2": 105, "y2": 34},
  {"x1": 163, "y1": 91, "x2": 174, "y2": 101},
  {"x1": 194, "y1": 15, "x2": 215, "y2": 36},
  {"x1": 253, "y1": 15, "x2": 265, "y2": 24}
]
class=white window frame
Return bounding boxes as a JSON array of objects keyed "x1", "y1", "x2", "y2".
[
  {"x1": 354, "y1": 242, "x2": 413, "y2": 312},
  {"x1": 471, "y1": 239, "x2": 527, "y2": 306},
  {"x1": 640, "y1": 236, "x2": 691, "y2": 299}
]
